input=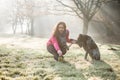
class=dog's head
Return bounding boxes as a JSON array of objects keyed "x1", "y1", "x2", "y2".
[
  {"x1": 76, "y1": 34, "x2": 90, "y2": 47},
  {"x1": 76, "y1": 34, "x2": 84, "y2": 47},
  {"x1": 77, "y1": 34, "x2": 86, "y2": 42}
]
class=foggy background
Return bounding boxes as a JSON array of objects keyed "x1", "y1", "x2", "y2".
[{"x1": 0, "y1": 0, "x2": 120, "y2": 42}]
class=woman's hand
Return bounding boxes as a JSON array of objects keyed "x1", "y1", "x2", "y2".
[{"x1": 57, "y1": 50, "x2": 62, "y2": 56}]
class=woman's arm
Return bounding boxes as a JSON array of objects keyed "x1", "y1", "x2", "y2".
[
  {"x1": 51, "y1": 36, "x2": 60, "y2": 51},
  {"x1": 51, "y1": 36, "x2": 63, "y2": 56}
]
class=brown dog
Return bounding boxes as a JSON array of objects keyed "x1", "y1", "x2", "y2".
[{"x1": 76, "y1": 34, "x2": 100, "y2": 61}]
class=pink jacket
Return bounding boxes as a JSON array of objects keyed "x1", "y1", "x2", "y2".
[{"x1": 47, "y1": 30, "x2": 71, "y2": 51}]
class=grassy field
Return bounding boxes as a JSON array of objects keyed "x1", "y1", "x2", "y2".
[{"x1": 0, "y1": 36, "x2": 120, "y2": 80}]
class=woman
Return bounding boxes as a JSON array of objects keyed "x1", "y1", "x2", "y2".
[{"x1": 47, "y1": 21, "x2": 76, "y2": 61}]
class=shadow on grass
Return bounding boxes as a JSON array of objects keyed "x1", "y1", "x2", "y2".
[
  {"x1": 108, "y1": 45, "x2": 120, "y2": 58},
  {"x1": 114, "y1": 50, "x2": 120, "y2": 59},
  {"x1": 88, "y1": 60, "x2": 117, "y2": 80},
  {"x1": 53, "y1": 61, "x2": 87, "y2": 80},
  {"x1": 113, "y1": 45, "x2": 120, "y2": 58}
]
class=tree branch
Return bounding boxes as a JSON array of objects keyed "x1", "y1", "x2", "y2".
[{"x1": 56, "y1": 0, "x2": 83, "y2": 19}]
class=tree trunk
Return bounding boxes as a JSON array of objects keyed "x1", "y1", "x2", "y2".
[
  {"x1": 26, "y1": 22, "x2": 30, "y2": 35},
  {"x1": 30, "y1": 18, "x2": 34, "y2": 36},
  {"x1": 12, "y1": 26, "x2": 16, "y2": 34},
  {"x1": 83, "y1": 17, "x2": 89, "y2": 34},
  {"x1": 20, "y1": 22, "x2": 23, "y2": 34},
  {"x1": 12, "y1": 22, "x2": 17, "y2": 34}
]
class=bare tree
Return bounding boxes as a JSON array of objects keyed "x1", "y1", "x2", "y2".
[
  {"x1": 24, "y1": 0, "x2": 35, "y2": 36},
  {"x1": 11, "y1": 0, "x2": 35, "y2": 35},
  {"x1": 56, "y1": 0, "x2": 111, "y2": 34},
  {"x1": 11, "y1": 0, "x2": 20, "y2": 34}
]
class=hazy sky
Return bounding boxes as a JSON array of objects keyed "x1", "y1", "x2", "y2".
[{"x1": 0, "y1": 0, "x2": 119, "y2": 39}]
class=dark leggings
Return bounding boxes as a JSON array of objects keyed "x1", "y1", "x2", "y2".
[{"x1": 47, "y1": 45, "x2": 67, "y2": 61}]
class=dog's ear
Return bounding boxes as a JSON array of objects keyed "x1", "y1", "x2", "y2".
[
  {"x1": 79, "y1": 34, "x2": 83, "y2": 41},
  {"x1": 76, "y1": 40, "x2": 79, "y2": 44},
  {"x1": 78, "y1": 34, "x2": 82, "y2": 40},
  {"x1": 76, "y1": 35, "x2": 79, "y2": 42},
  {"x1": 79, "y1": 34, "x2": 82, "y2": 37},
  {"x1": 76, "y1": 34, "x2": 82, "y2": 44},
  {"x1": 77, "y1": 34, "x2": 80, "y2": 41}
]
